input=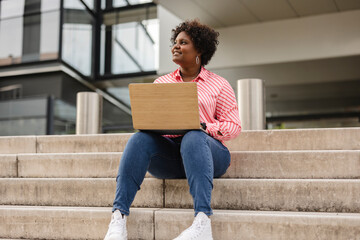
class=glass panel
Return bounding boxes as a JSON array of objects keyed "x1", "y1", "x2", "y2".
[
  {"x1": 102, "y1": 99, "x2": 134, "y2": 133},
  {"x1": 112, "y1": 0, "x2": 152, "y2": 7},
  {"x1": 23, "y1": 0, "x2": 41, "y2": 15},
  {"x1": 0, "y1": 17, "x2": 23, "y2": 65},
  {"x1": 100, "y1": 24, "x2": 106, "y2": 75},
  {"x1": 0, "y1": 0, "x2": 60, "y2": 66},
  {"x1": 107, "y1": 86, "x2": 131, "y2": 106},
  {"x1": 112, "y1": 0, "x2": 128, "y2": 8},
  {"x1": 0, "y1": 97, "x2": 48, "y2": 136},
  {"x1": 82, "y1": 0, "x2": 94, "y2": 9},
  {"x1": 22, "y1": 13, "x2": 41, "y2": 62},
  {"x1": 0, "y1": 0, "x2": 25, "y2": 19},
  {"x1": 40, "y1": 10, "x2": 60, "y2": 60},
  {"x1": 41, "y1": 0, "x2": 60, "y2": 11},
  {"x1": 62, "y1": 0, "x2": 93, "y2": 76},
  {"x1": 64, "y1": 0, "x2": 93, "y2": 10},
  {"x1": 64, "y1": 0, "x2": 86, "y2": 10},
  {"x1": 127, "y1": 0, "x2": 152, "y2": 5},
  {"x1": 0, "y1": 118, "x2": 47, "y2": 136},
  {"x1": 54, "y1": 99, "x2": 76, "y2": 134},
  {"x1": 110, "y1": 19, "x2": 157, "y2": 74}
]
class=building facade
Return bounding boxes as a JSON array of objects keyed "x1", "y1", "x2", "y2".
[{"x1": 0, "y1": 0, "x2": 359, "y2": 136}]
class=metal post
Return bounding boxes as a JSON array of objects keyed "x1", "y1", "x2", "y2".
[
  {"x1": 76, "y1": 92, "x2": 103, "y2": 134},
  {"x1": 237, "y1": 79, "x2": 265, "y2": 130}
]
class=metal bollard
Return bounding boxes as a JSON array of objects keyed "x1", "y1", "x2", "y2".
[
  {"x1": 76, "y1": 92, "x2": 103, "y2": 134},
  {"x1": 237, "y1": 79, "x2": 265, "y2": 130}
]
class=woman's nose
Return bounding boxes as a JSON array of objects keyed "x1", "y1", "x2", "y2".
[{"x1": 172, "y1": 43, "x2": 180, "y2": 49}]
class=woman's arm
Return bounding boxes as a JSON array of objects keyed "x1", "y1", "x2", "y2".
[{"x1": 206, "y1": 81, "x2": 241, "y2": 141}]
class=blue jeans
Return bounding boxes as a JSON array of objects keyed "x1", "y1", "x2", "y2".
[{"x1": 112, "y1": 130, "x2": 230, "y2": 216}]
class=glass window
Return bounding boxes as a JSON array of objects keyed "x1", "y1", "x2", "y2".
[
  {"x1": 102, "y1": 18, "x2": 158, "y2": 75},
  {"x1": 0, "y1": 0, "x2": 25, "y2": 19},
  {"x1": 112, "y1": 0, "x2": 128, "y2": 8},
  {"x1": 64, "y1": 0, "x2": 86, "y2": 10},
  {"x1": 0, "y1": 0, "x2": 60, "y2": 66},
  {"x1": 82, "y1": 0, "x2": 94, "y2": 10},
  {"x1": 62, "y1": 0, "x2": 94, "y2": 76},
  {"x1": 0, "y1": 17, "x2": 23, "y2": 65},
  {"x1": 0, "y1": 97, "x2": 48, "y2": 136},
  {"x1": 0, "y1": 0, "x2": 24, "y2": 65},
  {"x1": 22, "y1": 13, "x2": 41, "y2": 62},
  {"x1": 64, "y1": 0, "x2": 93, "y2": 10},
  {"x1": 112, "y1": 0, "x2": 152, "y2": 8},
  {"x1": 42, "y1": 0, "x2": 61, "y2": 11},
  {"x1": 40, "y1": 10, "x2": 60, "y2": 60},
  {"x1": 114, "y1": 20, "x2": 157, "y2": 73},
  {"x1": 107, "y1": 86, "x2": 131, "y2": 106}
]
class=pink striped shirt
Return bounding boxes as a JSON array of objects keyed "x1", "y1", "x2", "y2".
[{"x1": 154, "y1": 67, "x2": 241, "y2": 143}]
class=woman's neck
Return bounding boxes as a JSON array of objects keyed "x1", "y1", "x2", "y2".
[{"x1": 180, "y1": 66, "x2": 201, "y2": 82}]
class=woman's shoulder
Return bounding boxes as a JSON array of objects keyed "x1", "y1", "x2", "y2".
[
  {"x1": 204, "y1": 69, "x2": 229, "y2": 86},
  {"x1": 154, "y1": 70, "x2": 178, "y2": 83}
]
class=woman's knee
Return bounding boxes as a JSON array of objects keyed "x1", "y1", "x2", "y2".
[
  {"x1": 181, "y1": 131, "x2": 207, "y2": 148},
  {"x1": 127, "y1": 131, "x2": 157, "y2": 149}
]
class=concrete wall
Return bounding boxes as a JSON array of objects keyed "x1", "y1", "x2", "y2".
[
  {"x1": 158, "y1": 5, "x2": 181, "y2": 75},
  {"x1": 158, "y1": 9, "x2": 360, "y2": 75}
]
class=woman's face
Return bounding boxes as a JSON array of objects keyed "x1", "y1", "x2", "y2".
[{"x1": 171, "y1": 31, "x2": 199, "y2": 66}]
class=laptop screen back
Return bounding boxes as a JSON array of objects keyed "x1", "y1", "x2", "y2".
[{"x1": 129, "y1": 82, "x2": 200, "y2": 133}]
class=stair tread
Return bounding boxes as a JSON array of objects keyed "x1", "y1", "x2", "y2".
[
  {"x1": 2, "y1": 205, "x2": 360, "y2": 217},
  {"x1": 2, "y1": 150, "x2": 359, "y2": 179},
  {"x1": 1, "y1": 206, "x2": 360, "y2": 240},
  {"x1": 1, "y1": 178, "x2": 359, "y2": 212}
]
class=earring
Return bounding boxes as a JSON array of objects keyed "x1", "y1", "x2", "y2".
[{"x1": 196, "y1": 56, "x2": 199, "y2": 65}]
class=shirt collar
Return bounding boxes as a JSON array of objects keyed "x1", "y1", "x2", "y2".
[{"x1": 173, "y1": 66, "x2": 207, "y2": 82}]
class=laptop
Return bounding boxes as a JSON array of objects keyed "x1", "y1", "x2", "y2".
[{"x1": 129, "y1": 82, "x2": 203, "y2": 135}]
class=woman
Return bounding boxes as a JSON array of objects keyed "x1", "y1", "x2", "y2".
[{"x1": 104, "y1": 19, "x2": 241, "y2": 240}]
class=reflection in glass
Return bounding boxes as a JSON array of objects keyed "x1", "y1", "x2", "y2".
[
  {"x1": 0, "y1": 97, "x2": 48, "y2": 136},
  {"x1": 40, "y1": 11, "x2": 60, "y2": 60},
  {"x1": 62, "y1": 0, "x2": 93, "y2": 76},
  {"x1": 108, "y1": 19, "x2": 158, "y2": 74},
  {"x1": 0, "y1": 0, "x2": 60, "y2": 66},
  {"x1": 22, "y1": 14, "x2": 41, "y2": 62},
  {"x1": 82, "y1": 0, "x2": 94, "y2": 9},
  {"x1": 107, "y1": 86, "x2": 131, "y2": 106},
  {"x1": 41, "y1": 0, "x2": 61, "y2": 11},
  {"x1": 0, "y1": 0, "x2": 25, "y2": 19},
  {"x1": 54, "y1": 99, "x2": 76, "y2": 134},
  {"x1": 0, "y1": 17, "x2": 23, "y2": 65},
  {"x1": 112, "y1": 0, "x2": 152, "y2": 8},
  {"x1": 64, "y1": 0, "x2": 86, "y2": 10}
]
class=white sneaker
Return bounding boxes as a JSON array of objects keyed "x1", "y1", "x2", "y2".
[
  {"x1": 173, "y1": 212, "x2": 213, "y2": 240},
  {"x1": 104, "y1": 210, "x2": 127, "y2": 240}
]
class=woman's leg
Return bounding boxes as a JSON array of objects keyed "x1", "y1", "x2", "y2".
[
  {"x1": 112, "y1": 131, "x2": 182, "y2": 215},
  {"x1": 180, "y1": 130, "x2": 230, "y2": 216}
]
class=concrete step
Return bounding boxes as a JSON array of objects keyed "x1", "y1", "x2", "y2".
[
  {"x1": 2, "y1": 150, "x2": 359, "y2": 179},
  {"x1": 0, "y1": 136, "x2": 36, "y2": 154},
  {"x1": 0, "y1": 206, "x2": 155, "y2": 240},
  {"x1": 0, "y1": 155, "x2": 16, "y2": 177},
  {"x1": 1, "y1": 178, "x2": 359, "y2": 213},
  {"x1": 0, "y1": 178, "x2": 163, "y2": 208},
  {"x1": 166, "y1": 179, "x2": 360, "y2": 212},
  {"x1": 226, "y1": 127, "x2": 360, "y2": 151},
  {"x1": 225, "y1": 150, "x2": 360, "y2": 179},
  {"x1": 1, "y1": 128, "x2": 359, "y2": 154},
  {"x1": 1, "y1": 206, "x2": 360, "y2": 240}
]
